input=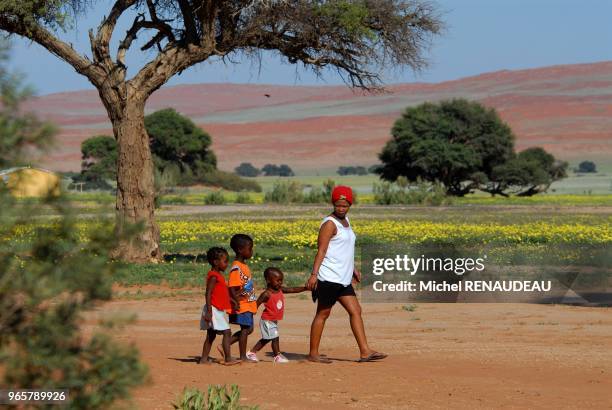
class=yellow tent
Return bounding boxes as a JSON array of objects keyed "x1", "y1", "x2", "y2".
[{"x1": 0, "y1": 167, "x2": 61, "y2": 198}]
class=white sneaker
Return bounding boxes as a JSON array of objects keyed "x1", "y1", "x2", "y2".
[
  {"x1": 245, "y1": 351, "x2": 259, "y2": 362},
  {"x1": 273, "y1": 353, "x2": 289, "y2": 364}
]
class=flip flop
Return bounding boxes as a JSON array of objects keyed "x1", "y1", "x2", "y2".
[
  {"x1": 223, "y1": 359, "x2": 241, "y2": 366},
  {"x1": 357, "y1": 352, "x2": 388, "y2": 362},
  {"x1": 307, "y1": 355, "x2": 332, "y2": 364}
]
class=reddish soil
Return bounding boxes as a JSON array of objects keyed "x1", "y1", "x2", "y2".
[
  {"x1": 26, "y1": 61, "x2": 612, "y2": 172},
  {"x1": 87, "y1": 290, "x2": 612, "y2": 409}
]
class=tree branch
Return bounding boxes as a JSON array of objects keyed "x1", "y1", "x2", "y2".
[
  {"x1": 129, "y1": 43, "x2": 213, "y2": 99},
  {"x1": 92, "y1": 0, "x2": 139, "y2": 67},
  {"x1": 0, "y1": 16, "x2": 104, "y2": 85},
  {"x1": 178, "y1": 0, "x2": 198, "y2": 42},
  {"x1": 117, "y1": 14, "x2": 176, "y2": 68}
]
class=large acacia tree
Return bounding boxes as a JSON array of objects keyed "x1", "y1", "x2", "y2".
[{"x1": 0, "y1": 0, "x2": 442, "y2": 261}]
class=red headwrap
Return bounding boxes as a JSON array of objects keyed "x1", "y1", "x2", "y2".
[{"x1": 331, "y1": 185, "x2": 353, "y2": 205}]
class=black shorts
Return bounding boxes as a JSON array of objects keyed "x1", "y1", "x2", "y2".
[{"x1": 313, "y1": 280, "x2": 356, "y2": 308}]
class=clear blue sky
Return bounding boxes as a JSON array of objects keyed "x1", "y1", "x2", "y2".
[{"x1": 7, "y1": 0, "x2": 612, "y2": 96}]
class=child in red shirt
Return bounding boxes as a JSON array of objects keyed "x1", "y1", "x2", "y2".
[
  {"x1": 199, "y1": 247, "x2": 239, "y2": 365},
  {"x1": 248, "y1": 267, "x2": 306, "y2": 363}
]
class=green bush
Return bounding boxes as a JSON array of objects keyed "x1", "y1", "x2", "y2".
[
  {"x1": 264, "y1": 180, "x2": 304, "y2": 203},
  {"x1": 0, "y1": 190, "x2": 147, "y2": 408},
  {"x1": 373, "y1": 178, "x2": 451, "y2": 205},
  {"x1": 173, "y1": 385, "x2": 258, "y2": 410},
  {"x1": 303, "y1": 186, "x2": 326, "y2": 203},
  {"x1": 201, "y1": 170, "x2": 262, "y2": 192},
  {"x1": 204, "y1": 190, "x2": 226, "y2": 205},
  {"x1": 160, "y1": 195, "x2": 188, "y2": 205},
  {"x1": 302, "y1": 179, "x2": 338, "y2": 203},
  {"x1": 235, "y1": 192, "x2": 254, "y2": 204}
]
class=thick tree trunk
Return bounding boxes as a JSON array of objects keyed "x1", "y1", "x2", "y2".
[{"x1": 108, "y1": 96, "x2": 161, "y2": 262}]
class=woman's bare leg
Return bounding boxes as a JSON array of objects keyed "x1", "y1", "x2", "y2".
[
  {"x1": 337, "y1": 295, "x2": 375, "y2": 358},
  {"x1": 308, "y1": 303, "x2": 332, "y2": 361}
]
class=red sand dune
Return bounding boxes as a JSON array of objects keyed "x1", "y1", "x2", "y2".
[{"x1": 25, "y1": 61, "x2": 612, "y2": 172}]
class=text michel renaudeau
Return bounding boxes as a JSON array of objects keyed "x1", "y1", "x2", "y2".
[{"x1": 369, "y1": 255, "x2": 552, "y2": 293}]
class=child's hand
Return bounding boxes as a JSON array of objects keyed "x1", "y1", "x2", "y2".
[{"x1": 230, "y1": 299, "x2": 239, "y2": 312}]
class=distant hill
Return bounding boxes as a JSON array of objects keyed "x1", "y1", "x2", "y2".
[{"x1": 26, "y1": 61, "x2": 612, "y2": 173}]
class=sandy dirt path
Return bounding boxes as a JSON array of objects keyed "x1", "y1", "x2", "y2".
[{"x1": 87, "y1": 293, "x2": 612, "y2": 409}]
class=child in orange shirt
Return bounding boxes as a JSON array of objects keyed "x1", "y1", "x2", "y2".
[{"x1": 227, "y1": 234, "x2": 257, "y2": 362}]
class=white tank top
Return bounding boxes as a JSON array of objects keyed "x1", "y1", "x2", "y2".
[{"x1": 317, "y1": 216, "x2": 356, "y2": 286}]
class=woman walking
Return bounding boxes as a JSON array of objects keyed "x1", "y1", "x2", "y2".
[{"x1": 305, "y1": 185, "x2": 387, "y2": 363}]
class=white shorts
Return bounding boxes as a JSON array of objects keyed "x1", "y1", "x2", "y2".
[
  {"x1": 200, "y1": 305, "x2": 230, "y2": 331},
  {"x1": 259, "y1": 319, "x2": 279, "y2": 340}
]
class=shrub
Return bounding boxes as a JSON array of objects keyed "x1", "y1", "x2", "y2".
[
  {"x1": 0, "y1": 190, "x2": 147, "y2": 407},
  {"x1": 200, "y1": 170, "x2": 262, "y2": 192},
  {"x1": 204, "y1": 190, "x2": 226, "y2": 205},
  {"x1": 155, "y1": 164, "x2": 182, "y2": 207},
  {"x1": 264, "y1": 180, "x2": 303, "y2": 203},
  {"x1": 303, "y1": 186, "x2": 326, "y2": 203},
  {"x1": 235, "y1": 192, "x2": 254, "y2": 204},
  {"x1": 373, "y1": 178, "x2": 451, "y2": 205},
  {"x1": 159, "y1": 195, "x2": 188, "y2": 205},
  {"x1": 172, "y1": 385, "x2": 258, "y2": 410}
]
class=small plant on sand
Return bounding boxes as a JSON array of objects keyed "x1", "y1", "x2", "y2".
[
  {"x1": 173, "y1": 385, "x2": 258, "y2": 410},
  {"x1": 402, "y1": 304, "x2": 417, "y2": 312}
]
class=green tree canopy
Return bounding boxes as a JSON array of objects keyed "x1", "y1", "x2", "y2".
[
  {"x1": 0, "y1": 41, "x2": 55, "y2": 168},
  {"x1": 577, "y1": 160, "x2": 597, "y2": 173},
  {"x1": 262, "y1": 164, "x2": 295, "y2": 177},
  {"x1": 81, "y1": 135, "x2": 117, "y2": 180},
  {"x1": 146, "y1": 108, "x2": 216, "y2": 180},
  {"x1": 378, "y1": 99, "x2": 515, "y2": 195},
  {"x1": 79, "y1": 110, "x2": 261, "y2": 191},
  {"x1": 235, "y1": 162, "x2": 261, "y2": 177},
  {"x1": 486, "y1": 147, "x2": 567, "y2": 197}
]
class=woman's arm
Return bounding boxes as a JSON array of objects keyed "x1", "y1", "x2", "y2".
[{"x1": 306, "y1": 221, "x2": 336, "y2": 290}]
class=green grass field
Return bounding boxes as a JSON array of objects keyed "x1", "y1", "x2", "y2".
[
  {"x1": 11, "y1": 202, "x2": 609, "y2": 290},
  {"x1": 12, "y1": 169, "x2": 610, "y2": 292}
]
